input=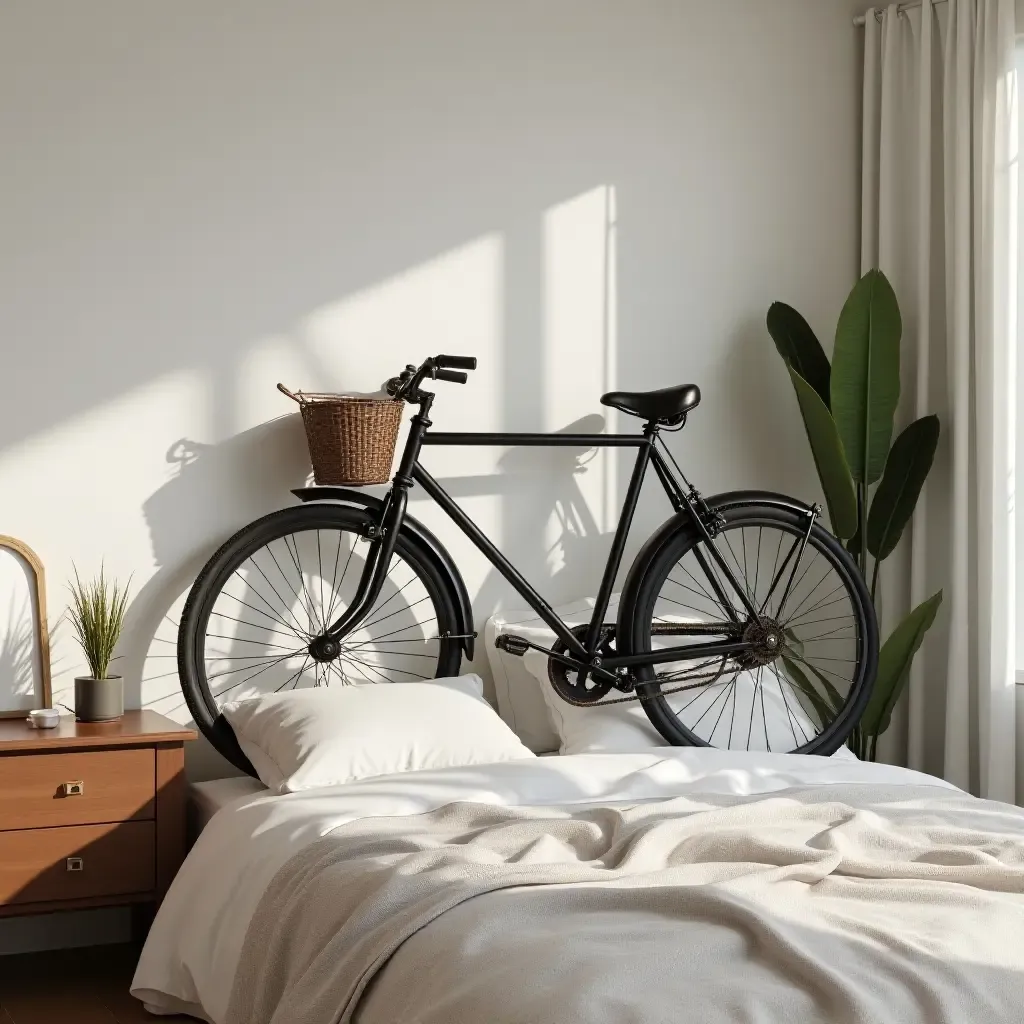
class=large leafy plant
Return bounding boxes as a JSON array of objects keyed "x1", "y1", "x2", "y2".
[{"x1": 768, "y1": 269, "x2": 942, "y2": 761}]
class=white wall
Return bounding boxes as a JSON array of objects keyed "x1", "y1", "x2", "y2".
[
  {"x1": 1015, "y1": 35, "x2": 1024, "y2": 787},
  {"x1": 1016, "y1": 39, "x2": 1024, "y2": 675},
  {"x1": 0, "y1": 0, "x2": 866, "y2": 948}
]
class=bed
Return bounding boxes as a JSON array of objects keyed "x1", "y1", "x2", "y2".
[
  {"x1": 188, "y1": 776, "x2": 267, "y2": 837},
  {"x1": 130, "y1": 585, "x2": 1024, "y2": 1024},
  {"x1": 132, "y1": 736, "x2": 1024, "y2": 1024}
]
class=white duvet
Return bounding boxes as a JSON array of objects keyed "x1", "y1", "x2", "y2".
[{"x1": 133, "y1": 750, "x2": 956, "y2": 1023}]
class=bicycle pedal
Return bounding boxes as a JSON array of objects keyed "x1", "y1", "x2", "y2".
[{"x1": 494, "y1": 634, "x2": 530, "y2": 657}]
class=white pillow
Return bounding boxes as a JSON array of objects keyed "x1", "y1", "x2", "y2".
[
  {"x1": 526, "y1": 651, "x2": 858, "y2": 761},
  {"x1": 221, "y1": 674, "x2": 536, "y2": 792}
]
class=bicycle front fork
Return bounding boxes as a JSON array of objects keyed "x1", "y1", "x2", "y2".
[{"x1": 320, "y1": 485, "x2": 408, "y2": 642}]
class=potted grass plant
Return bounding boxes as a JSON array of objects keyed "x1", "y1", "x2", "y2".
[
  {"x1": 68, "y1": 566, "x2": 131, "y2": 722},
  {"x1": 767, "y1": 269, "x2": 943, "y2": 761}
]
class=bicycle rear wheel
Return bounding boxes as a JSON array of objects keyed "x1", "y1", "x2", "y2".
[
  {"x1": 178, "y1": 504, "x2": 463, "y2": 775},
  {"x1": 622, "y1": 500, "x2": 877, "y2": 755}
]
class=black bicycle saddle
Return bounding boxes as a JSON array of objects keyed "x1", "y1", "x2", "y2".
[{"x1": 600, "y1": 384, "x2": 701, "y2": 423}]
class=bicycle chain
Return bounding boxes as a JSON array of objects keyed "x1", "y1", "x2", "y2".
[
  {"x1": 548, "y1": 620, "x2": 739, "y2": 709},
  {"x1": 550, "y1": 659, "x2": 731, "y2": 708}
]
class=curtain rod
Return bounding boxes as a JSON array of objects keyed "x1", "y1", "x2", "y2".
[{"x1": 854, "y1": 0, "x2": 948, "y2": 27}]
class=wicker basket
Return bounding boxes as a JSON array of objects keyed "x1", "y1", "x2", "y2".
[{"x1": 278, "y1": 384, "x2": 404, "y2": 486}]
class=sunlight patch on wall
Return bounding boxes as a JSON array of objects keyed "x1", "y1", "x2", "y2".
[
  {"x1": 541, "y1": 186, "x2": 619, "y2": 583},
  {"x1": 0, "y1": 370, "x2": 210, "y2": 706},
  {"x1": 0, "y1": 369, "x2": 210, "y2": 573}
]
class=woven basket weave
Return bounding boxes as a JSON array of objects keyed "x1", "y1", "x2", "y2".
[{"x1": 278, "y1": 384, "x2": 403, "y2": 486}]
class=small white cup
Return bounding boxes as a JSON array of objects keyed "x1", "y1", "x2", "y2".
[{"x1": 27, "y1": 708, "x2": 59, "y2": 729}]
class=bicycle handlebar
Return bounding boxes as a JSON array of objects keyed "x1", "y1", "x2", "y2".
[
  {"x1": 385, "y1": 354, "x2": 477, "y2": 402},
  {"x1": 436, "y1": 354, "x2": 477, "y2": 371},
  {"x1": 433, "y1": 368, "x2": 468, "y2": 384}
]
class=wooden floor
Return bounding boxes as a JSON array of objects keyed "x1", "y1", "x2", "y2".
[{"x1": 0, "y1": 944, "x2": 192, "y2": 1023}]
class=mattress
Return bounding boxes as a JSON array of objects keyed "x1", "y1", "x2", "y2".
[{"x1": 189, "y1": 776, "x2": 268, "y2": 836}]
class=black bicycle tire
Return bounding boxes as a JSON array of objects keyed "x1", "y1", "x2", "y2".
[
  {"x1": 178, "y1": 503, "x2": 463, "y2": 776},
  {"x1": 624, "y1": 503, "x2": 877, "y2": 755}
]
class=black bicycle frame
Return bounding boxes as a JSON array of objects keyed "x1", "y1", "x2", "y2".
[{"x1": 323, "y1": 396, "x2": 764, "y2": 677}]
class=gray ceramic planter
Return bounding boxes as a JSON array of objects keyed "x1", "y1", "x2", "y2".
[{"x1": 74, "y1": 675, "x2": 124, "y2": 722}]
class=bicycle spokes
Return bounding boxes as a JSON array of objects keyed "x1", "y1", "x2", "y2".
[
  {"x1": 201, "y1": 527, "x2": 444, "y2": 702},
  {"x1": 638, "y1": 511, "x2": 865, "y2": 753}
]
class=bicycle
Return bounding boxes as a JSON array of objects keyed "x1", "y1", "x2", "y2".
[{"x1": 179, "y1": 354, "x2": 878, "y2": 776}]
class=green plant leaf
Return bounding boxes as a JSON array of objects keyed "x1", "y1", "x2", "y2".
[
  {"x1": 845, "y1": 526, "x2": 862, "y2": 561},
  {"x1": 783, "y1": 628, "x2": 804, "y2": 660},
  {"x1": 788, "y1": 367, "x2": 858, "y2": 539},
  {"x1": 866, "y1": 415, "x2": 940, "y2": 562},
  {"x1": 796, "y1": 656, "x2": 846, "y2": 713},
  {"x1": 860, "y1": 591, "x2": 943, "y2": 739},
  {"x1": 780, "y1": 655, "x2": 837, "y2": 730},
  {"x1": 831, "y1": 269, "x2": 902, "y2": 485},
  {"x1": 767, "y1": 303, "x2": 832, "y2": 409}
]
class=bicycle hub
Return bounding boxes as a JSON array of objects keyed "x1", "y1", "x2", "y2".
[
  {"x1": 308, "y1": 635, "x2": 342, "y2": 663},
  {"x1": 740, "y1": 617, "x2": 785, "y2": 667}
]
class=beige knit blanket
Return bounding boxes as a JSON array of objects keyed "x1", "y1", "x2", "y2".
[{"x1": 226, "y1": 784, "x2": 1024, "y2": 1024}]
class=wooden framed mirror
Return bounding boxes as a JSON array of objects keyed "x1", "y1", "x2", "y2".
[{"x1": 0, "y1": 536, "x2": 53, "y2": 718}]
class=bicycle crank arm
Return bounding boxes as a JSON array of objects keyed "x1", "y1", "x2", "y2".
[{"x1": 494, "y1": 634, "x2": 621, "y2": 686}]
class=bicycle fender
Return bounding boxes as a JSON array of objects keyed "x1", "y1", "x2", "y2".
[
  {"x1": 291, "y1": 487, "x2": 476, "y2": 660},
  {"x1": 705, "y1": 490, "x2": 815, "y2": 517},
  {"x1": 614, "y1": 490, "x2": 816, "y2": 647}
]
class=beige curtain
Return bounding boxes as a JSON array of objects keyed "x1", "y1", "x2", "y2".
[{"x1": 860, "y1": 0, "x2": 1017, "y2": 799}]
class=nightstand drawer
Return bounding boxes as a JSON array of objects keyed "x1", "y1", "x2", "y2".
[
  {"x1": 0, "y1": 820, "x2": 155, "y2": 906},
  {"x1": 0, "y1": 749, "x2": 155, "y2": 829}
]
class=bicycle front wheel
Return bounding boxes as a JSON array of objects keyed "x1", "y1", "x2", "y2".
[
  {"x1": 179, "y1": 503, "x2": 463, "y2": 775},
  {"x1": 623, "y1": 500, "x2": 877, "y2": 755}
]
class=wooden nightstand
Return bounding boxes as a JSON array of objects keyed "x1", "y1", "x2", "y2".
[{"x1": 0, "y1": 710, "x2": 195, "y2": 920}]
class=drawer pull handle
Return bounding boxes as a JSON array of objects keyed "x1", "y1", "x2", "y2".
[
  {"x1": 66, "y1": 857, "x2": 84, "y2": 872},
  {"x1": 62, "y1": 781, "x2": 84, "y2": 797}
]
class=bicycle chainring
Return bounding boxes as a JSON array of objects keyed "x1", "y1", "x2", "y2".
[{"x1": 547, "y1": 624, "x2": 617, "y2": 705}]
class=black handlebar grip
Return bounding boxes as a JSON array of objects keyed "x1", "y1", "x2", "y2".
[
  {"x1": 434, "y1": 368, "x2": 468, "y2": 384},
  {"x1": 435, "y1": 354, "x2": 477, "y2": 371}
]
